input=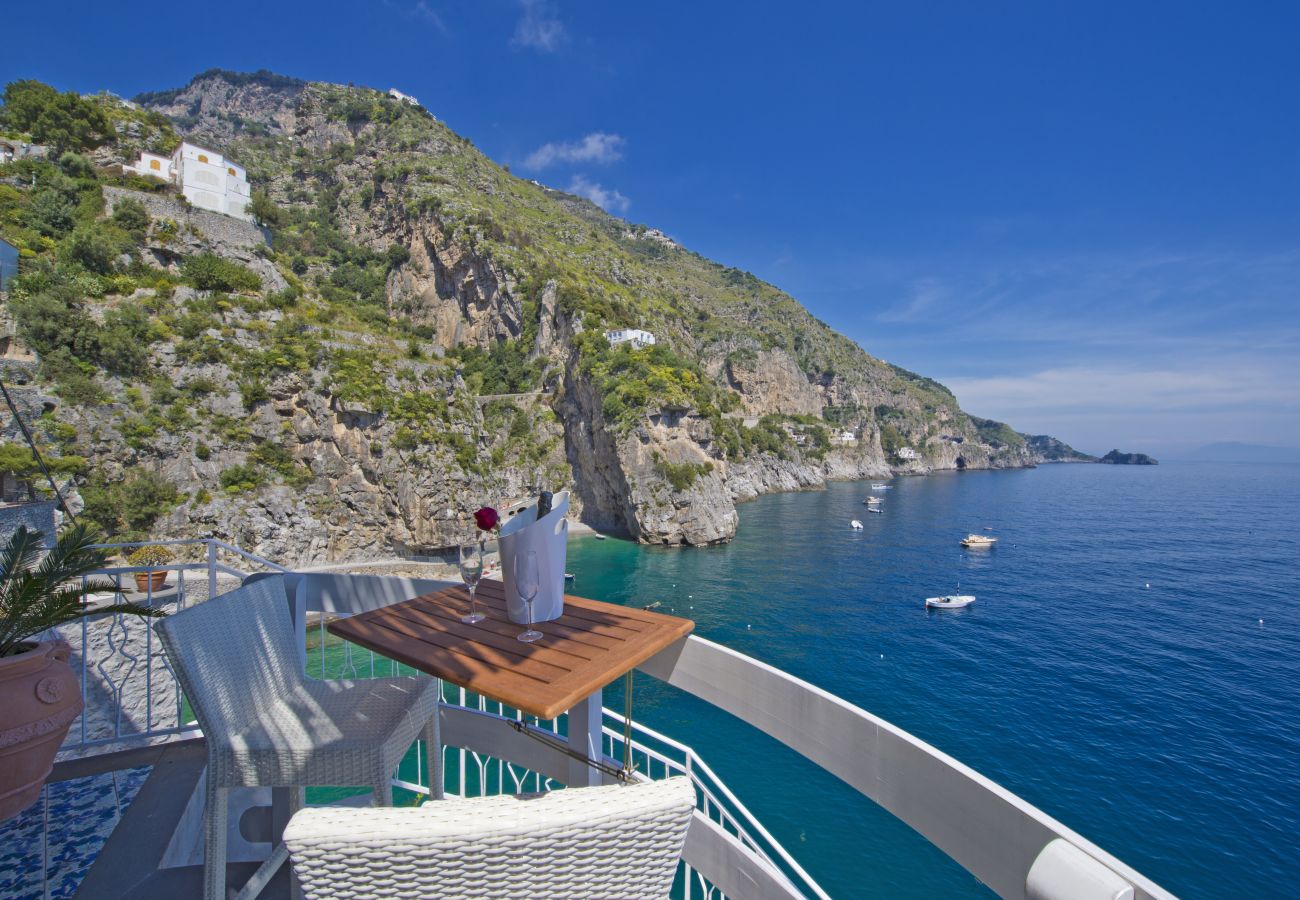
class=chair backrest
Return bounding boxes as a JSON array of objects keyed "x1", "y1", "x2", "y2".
[
  {"x1": 155, "y1": 579, "x2": 304, "y2": 734},
  {"x1": 284, "y1": 776, "x2": 696, "y2": 899},
  {"x1": 242, "y1": 570, "x2": 303, "y2": 608}
]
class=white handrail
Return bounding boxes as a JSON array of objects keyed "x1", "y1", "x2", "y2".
[{"x1": 638, "y1": 635, "x2": 1174, "y2": 900}]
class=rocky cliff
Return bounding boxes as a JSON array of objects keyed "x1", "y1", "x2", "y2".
[{"x1": 0, "y1": 70, "x2": 1087, "y2": 558}]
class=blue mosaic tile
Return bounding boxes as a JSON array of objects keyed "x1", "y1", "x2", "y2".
[{"x1": 0, "y1": 766, "x2": 153, "y2": 900}]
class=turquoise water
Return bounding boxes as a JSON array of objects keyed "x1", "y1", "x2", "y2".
[{"x1": 565, "y1": 462, "x2": 1300, "y2": 898}]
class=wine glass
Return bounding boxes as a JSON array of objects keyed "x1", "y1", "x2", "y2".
[
  {"x1": 459, "y1": 540, "x2": 485, "y2": 624},
  {"x1": 515, "y1": 549, "x2": 542, "y2": 643}
]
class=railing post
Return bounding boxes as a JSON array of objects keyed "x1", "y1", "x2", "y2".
[{"x1": 207, "y1": 539, "x2": 217, "y2": 600}]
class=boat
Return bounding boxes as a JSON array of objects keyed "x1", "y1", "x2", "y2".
[
  {"x1": 593, "y1": 533, "x2": 606, "y2": 541},
  {"x1": 960, "y1": 533, "x2": 997, "y2": 548},
  {"x1": 870, "y1": 483, "x2": 891, "y2": 490},
  {"x1": 564, "y1": 572, "x2": 575, "y2": 582},
  {"x1": 866, "y1": 507, "x2": 883, "y2": 514},
  {"x1": 863, "y1": 497, "x2": 882, "y2": 505},
  {"x1": 850, "y1": 520, "x2": 863, "y2": 530},
  {"x1": 926, "y1": 594, "x2": 976, "y2": 609}
]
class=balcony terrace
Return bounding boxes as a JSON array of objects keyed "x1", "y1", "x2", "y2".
[{"x1": 0, "y1": 539, "x2": 1174, "y2": 899}]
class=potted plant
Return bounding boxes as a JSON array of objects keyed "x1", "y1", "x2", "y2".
[
  {"x1": 0, "y1": 524, "x2": 162, "y2": 821},
  {"x1": 127, "y1": 544, "x2": 174, "y2": 592}
]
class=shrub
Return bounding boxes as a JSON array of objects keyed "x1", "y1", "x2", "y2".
[
  {"x1": 99, "y1": 303, "x2": 155, "y2": 376},
  {"x1": 126, "y1": 544, "x2": 173, "y2": 568},
  {"x1": 194, "y1": 442, "x2": 211, "y2": 461},
  {"x1": 219, "y1": 464, "x2": 263, "y2": 494},
  {"x1": 80, "y1": 470, "x2": 180, "y2": 539},
  {"x1": 111, "y1": 197, "x2": 151, "y2": 240},
  {"x1": 181, "y1": 253, "x2": 262, "y2": 292},
  {"x1": 240, "y1": 379, "x2": 269, "y2": 410}
]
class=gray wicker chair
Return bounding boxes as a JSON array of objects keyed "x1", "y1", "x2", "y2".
[
  {"x1": 155, "y1": 578, "x2": 441, "y2": 900},
  {"x1": 283, "y1": 776, "x2": 697, "y2": 899}
]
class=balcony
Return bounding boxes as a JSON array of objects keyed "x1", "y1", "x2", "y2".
[{"x1": 1, "y1": 539, "x2": 1172, "y2": 899}]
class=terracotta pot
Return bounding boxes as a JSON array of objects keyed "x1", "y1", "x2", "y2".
[
  {"x1": 0, "y1": 640, "x2": 84, "y2": 822},
  {"x1": 134, "y1": 570, "x2": 168, "y2": 592}
]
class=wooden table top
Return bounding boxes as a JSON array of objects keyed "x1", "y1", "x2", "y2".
[{"x1": 326, "y1": 579, "x2": 694, "y2": 719}]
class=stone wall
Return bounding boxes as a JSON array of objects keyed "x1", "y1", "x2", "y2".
[
  {"x1": 103, "y1": 186, "x2": 270, "y2": 250},
  {"x1": 0, "y1": 500, "x2": 57, "y2": 547}
]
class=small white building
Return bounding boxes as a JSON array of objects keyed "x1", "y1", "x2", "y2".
[
  {"x1": 123, "y1": 142, "x2": 253, "y2": 222},
  {"x1": 832, "y1": 430, "x2": 857, "y2": 445},
  {"x1": 388, "y1": 88, "x2": 420, "y2": 107},
  {"x1": 897, "y1": 447, "x2": 919, "y2": 460},
  {"x1": 605, "y1": 328, "x2": 656, "y2": 350}
]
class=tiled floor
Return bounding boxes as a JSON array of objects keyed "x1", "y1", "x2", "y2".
[{"x1": 0, "y1": 767, "x2": 151, "y2": 900}]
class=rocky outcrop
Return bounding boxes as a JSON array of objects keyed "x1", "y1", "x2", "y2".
[
  {"x1": 726, "y1": 350, "x2": 823, "y2": 417},
  {"x1": 1099, "y1": 450, "x2": 1157, "y2": 465}
]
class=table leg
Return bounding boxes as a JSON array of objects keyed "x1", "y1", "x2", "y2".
[{"x1": 566, "y1": 689, "x2": 603, "y2": 787}]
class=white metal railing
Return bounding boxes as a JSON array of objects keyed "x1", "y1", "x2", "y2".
[
  {"x1": 54, "y1": 548, "x2": 816, "y2": 898},
  {"x1": 62, "y1": 538, "x2": 287, "y2": 753}
]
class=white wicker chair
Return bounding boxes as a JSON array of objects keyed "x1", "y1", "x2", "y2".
[
  {"x1": 154, "y1": 578, "x2": 442, "y2": 900},
  {"x1": 283, "y1": 776, "x2": 696, "y2": 899}
]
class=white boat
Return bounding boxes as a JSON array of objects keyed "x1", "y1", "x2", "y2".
[
  {"x1": 850, "y1": 520, "x2": 863, "y2": 530},
  {"x1": 926, "y1": 594, "x2": 976, "y2": 609},
  {"x1": 960, "y1": 533, "x2": 997, "y2": 548},
  {"x1": 863, "y1": 497, "x2": 882, "y2": 505},
  {"x1": 866, "y1": 506, "x2": 883, "y2": 514},
  {"x1": 870, "y1": 483, "x2": 891, "y2": 490}
]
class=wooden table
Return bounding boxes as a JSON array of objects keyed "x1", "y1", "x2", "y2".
[{"x1": 327, "y1": 579, "x2": 694, "y2": 785}]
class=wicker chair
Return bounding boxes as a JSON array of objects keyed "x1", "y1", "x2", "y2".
[
  {"x1": 154, "y1": 578, "x2": 442, "y2": 900},
  {"x1": 283, "y1": 776, "x2": 696, "y2": 899}
]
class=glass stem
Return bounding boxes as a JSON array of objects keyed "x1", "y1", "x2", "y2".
[{"x1": 468, "y1": 584, "x2": 478, "y2": 618}]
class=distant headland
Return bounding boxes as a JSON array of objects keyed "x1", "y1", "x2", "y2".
[{"x1": 1099, "y1": 450, "x2": 1158, "y2": 465}]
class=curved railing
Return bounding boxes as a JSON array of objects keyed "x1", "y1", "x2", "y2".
[{"x1": 638, "y1": 635, "x2": 1175, "y2": 900}]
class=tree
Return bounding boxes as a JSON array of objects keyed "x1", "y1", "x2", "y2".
[
  {"x1": 60, "y1": 222, "x2": 127, "y2": 274},
  {"x1": 110, "y1": 197, "x2": 150, "y2": 241},
  {"x1": 0, "y1": 80, "x2": 112, "y2": 153},
  {"x1": 247, "y1": 190, "x2": 280, "y2": 227}
]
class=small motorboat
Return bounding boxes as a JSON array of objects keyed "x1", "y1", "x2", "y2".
[
  {"x1": 863, "y1": 497, "x2": 882, "y2": 505},
  {"x1": 870, "y1": 483, "x2": 892, "y2": 490},
  {"x1": 960, "y1": 533, "x2": 997, "y2": 548},
  {"x1": 850, "y1": 520, "x2": 864, "y2": 530},
  {"x1": 564, "y1": 572, "x2": 575, "y2": 582},
  {"x1": 926, "y1": 594, "x2": 976, "y2": 610},
  {"x1": 593, "y1": 533, "x2": 606, "y2": 541},
  {"x1": 866, "y1": 506, "x2": 883, "y2": 514}
]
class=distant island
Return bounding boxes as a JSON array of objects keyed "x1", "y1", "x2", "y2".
[{"x1": 1099, "y1": 450, "x2": 1158, "y2": 465}]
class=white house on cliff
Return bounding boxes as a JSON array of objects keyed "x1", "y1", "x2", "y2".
[
  {"x1": 605, "y1": 328, "x2": 656, "y2": 349},
  {"x1": 123, "y1": 142, "x2": 253, "y2": 221}
]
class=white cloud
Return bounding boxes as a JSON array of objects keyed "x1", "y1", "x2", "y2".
[
  {"x1": 512, "y1": 0, "x2": 566, "y2": 52},
  {"x1": 524, "y1": 132, "x2": 625, "y2": 170},
  {"x1": 944, "y1": 362, "x2": 1300, "y2": 454},
  {"x1": 383, "y1": 0, "x2": 447, "y2": 33},
  {"x1": 947, "y1": 363, "x2": 1300, "y2": 416},
  {"x1": 567, "y1": 175, "x2": 630, "y2": 214}
]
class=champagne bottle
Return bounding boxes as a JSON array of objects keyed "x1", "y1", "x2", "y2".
[{"x1": 536, "y1": 490, "x2": 553, "y2": 520}]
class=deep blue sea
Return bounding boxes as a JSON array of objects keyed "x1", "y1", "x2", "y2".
[{"x1": 565, "y1": 462, "x2": 1300, "y2": 899}]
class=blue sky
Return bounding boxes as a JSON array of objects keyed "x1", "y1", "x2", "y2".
[{"x1": 5, "y1": 1, "x2": 1299, "y2": 455}]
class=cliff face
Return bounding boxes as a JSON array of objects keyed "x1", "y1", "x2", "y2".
[{"x1": 2, "y1": 70, "x2": 1085, "y2": 556}]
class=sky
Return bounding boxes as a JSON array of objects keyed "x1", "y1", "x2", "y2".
[{"x1": 4, "y1": 1, "x2": 1299, "y2": 456}]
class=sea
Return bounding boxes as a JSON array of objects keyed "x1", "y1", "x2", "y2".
[{"x1": 564, "y1": 461, "x2": 1300, "y2": 899}]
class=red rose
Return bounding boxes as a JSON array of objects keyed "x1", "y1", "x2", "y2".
[{"x1": 473, "y1": 506, "x2": 500, "y2": 532}]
